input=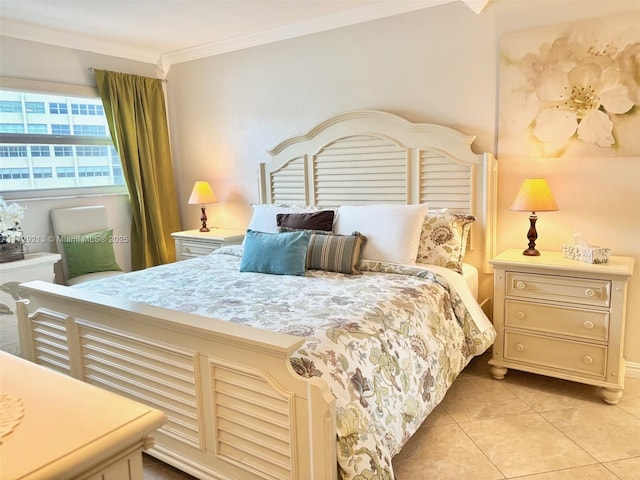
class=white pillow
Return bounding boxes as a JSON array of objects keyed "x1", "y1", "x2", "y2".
[
  {"x1": 247, "y1": 204, "x2": 319, "y2": 233},
  {"x1": 334, "y1": 204, "x2": 429, "y2": 264}
]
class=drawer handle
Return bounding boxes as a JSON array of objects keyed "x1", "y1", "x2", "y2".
[
  {"x1": 515, "y1": 343, "x2": 525, "y2": 353},
  {"x1": 515, "y1": 281, "x2": 526, "y2": 290},
  {"x1": 584, "y1": 288, "x2": 596, "y2": 298},
  {"x1": 583, "y1": 321, "x2": 594, "y2": 329},
  {"x1": 184, "y1": 246, "x2": 191, "y2": 253},
  {"x1": 516, "y1": 311, "x2": 525, "y2": 320},
  {"x1": 583, "y1": 356, "x2": 593, "y2": 365}
]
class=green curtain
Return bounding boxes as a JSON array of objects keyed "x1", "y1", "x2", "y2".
[{"x1": 94, "y1": 69, "x2": 181, "y2": 269}]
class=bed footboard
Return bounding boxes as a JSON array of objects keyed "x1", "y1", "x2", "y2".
[{"x1": 16, "y1": 281, "x2": 337, "y2": 480}]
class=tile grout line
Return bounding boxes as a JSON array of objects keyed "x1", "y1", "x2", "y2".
[
  {"x1": 443, "y1": 400, "x2": 508, "y2": 479},
  {"x1": 455, "y1": 365, "x2": 603, "y2": 479}
]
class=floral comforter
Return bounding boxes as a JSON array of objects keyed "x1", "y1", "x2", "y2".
[{"x1": 75, "y1": 245, "x2": 495, "y2": 480}]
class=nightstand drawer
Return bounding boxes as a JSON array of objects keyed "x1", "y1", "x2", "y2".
[
  {"x1": 506, "y1": 272, "x2": 610, "y2": 307},
  {"x1": 504, "y1": 331, "x2": 606, "y2": 377},
  {"x1": 505, "y1": 300, "x2": 609, "y2": 341},
  {"x1": 179, "y1": 240, "x2": 220, "y2": 257}
]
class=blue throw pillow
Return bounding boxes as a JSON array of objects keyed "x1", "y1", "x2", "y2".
[{"x1": 240, "y1": 229, "x2": 310, "y2": 276}]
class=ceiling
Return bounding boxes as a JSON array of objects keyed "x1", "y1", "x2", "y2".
[{"x1": 0, "y1": 0, "x2": 489, "y2": 68}]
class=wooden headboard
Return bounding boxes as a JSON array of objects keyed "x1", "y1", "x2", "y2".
[{"x1": 259, "y1": 110, "x2": 497, "y2": 272}]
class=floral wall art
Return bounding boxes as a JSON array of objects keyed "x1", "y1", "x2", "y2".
[{"x1": 498, "y1": 12, "x2": 640, "y2": 158}]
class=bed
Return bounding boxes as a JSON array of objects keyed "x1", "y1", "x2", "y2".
[{"x1": 17, "y1": 110, "x2": 497, "y2": 480}]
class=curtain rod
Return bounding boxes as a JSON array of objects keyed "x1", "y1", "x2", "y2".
[{"x1": 88, "y1": 67, "x2": 168, "y2": 83}]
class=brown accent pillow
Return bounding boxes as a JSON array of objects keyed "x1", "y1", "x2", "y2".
[{"x1": 276, "y1": 210, "x2": 335, "y2": 232}]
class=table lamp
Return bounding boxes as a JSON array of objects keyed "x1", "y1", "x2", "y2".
[
  {"x1": 510, "y1": 178, "x2": 559, "y2": 256},
  {"x1": 188, "y1": 181, "x2": 217, "y2": 232}
]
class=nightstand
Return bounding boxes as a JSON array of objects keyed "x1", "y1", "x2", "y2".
[
  {"x1": 0, "y1": 252, "x2": 61, "y2": 356},
  {"x1": 171, "y1": 228, "x2": 245, "y2": 261},
  {"x1": 489, "y1": 249, "x2": 634, "y2": 404}
]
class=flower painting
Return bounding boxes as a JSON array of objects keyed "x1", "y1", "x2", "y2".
[{"x1": 498, "y1": 12, "x2": 640, "y2": 158}]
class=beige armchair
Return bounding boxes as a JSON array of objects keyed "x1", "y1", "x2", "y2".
[{"x1": 50, "y1": 206, "x2": 125, "y2": 285}]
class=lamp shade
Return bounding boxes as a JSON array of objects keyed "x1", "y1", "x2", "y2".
[
  {"x1": 188, "y1": 181, "x2": 217, "y2": 205},
  {"x1": 510, "y1": 178, "x2": 559, "y2": 213}
]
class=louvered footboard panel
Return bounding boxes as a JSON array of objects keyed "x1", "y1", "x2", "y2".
[
  {"x1": 76, "y1": 321, "x2": 203, "y2": 449},
  {"x1": 17, "y1": 284, "x2": 338, "y2": 480},
  {"x1": 211, "y1": 361, "x2": 295, "y2": 480},
  {"x1": 29, "y1": 309, "x2": 72, "y2": 375}
]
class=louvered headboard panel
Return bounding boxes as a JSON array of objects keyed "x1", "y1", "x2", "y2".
[
  {"x1": 419, "y1": 149, "x2": 473, "y2": 211},
  {"x1": 314, "y1": 135, "x2": 408, "y2": 206},
  {"x1": 269, "y1": 156, "x2": 306, "y2": 204},
  {"x1": 259, "y1": 110, "x2": 496, "y2": 272}
]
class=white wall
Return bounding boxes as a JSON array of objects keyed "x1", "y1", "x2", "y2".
[
  {"x1": 165, "y1": 0, "x2": 640, "y2": 366},
  {"x1": 0, "y1": 36, "x2": 162, "y2": 272},
  {"x1": 1, "y1": 0, "x2": 638, "y2": 367}
]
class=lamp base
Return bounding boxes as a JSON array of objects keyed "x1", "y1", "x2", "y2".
[
  {"x1": 199, "y1": 205, "x2": 210, "y2": 232},
  {"x1": 522, "y1": 213, "x2": 540, "y2": 256}
]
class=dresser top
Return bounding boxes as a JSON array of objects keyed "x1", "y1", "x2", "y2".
[
  {"x1": 491, "y1": 249, "x2": 634, "y2": 278},
  {"x1": 0, "y1": 352, "x2": 166, "y2": 479},
  {"x1": 0, "y1": 252, "x2": 61, "y2": 273}
]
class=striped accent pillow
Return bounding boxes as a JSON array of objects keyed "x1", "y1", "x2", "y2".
[{"x1": 306, "y1": 231, "x2": 367, "y2": 274}]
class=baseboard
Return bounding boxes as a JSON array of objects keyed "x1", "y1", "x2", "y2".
[{"x1": 627, "y1": 360, "x2": 640, "y2": 379}]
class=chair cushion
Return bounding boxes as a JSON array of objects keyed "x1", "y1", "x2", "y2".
[{"x1": 66, "y1": 270, "x2": 124, "y2": 286}]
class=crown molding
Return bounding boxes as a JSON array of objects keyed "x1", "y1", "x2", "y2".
[
  {"x1": 462, "y1": 0, "x2": 492, "y2": 14},
  {"x1": 161, "y1": 0, "x2": 458, "y2": 66},
  {"x1": 0, "y1": 19, "x2": 161, "y2": 65},
  {"x1": 2, "y1": 0, "x2": 490, "y2": 70}
]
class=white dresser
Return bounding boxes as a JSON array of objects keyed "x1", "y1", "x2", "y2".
[
  {"x1": 0, "y1": 352, "x2": 167, "y2": 479},
  {"x1": 172, "y1": 228, "x2": 245, "y2": 261},
  {"x1": 0, "y1": 252, "x2": 61, "y2": 356},
  {"x1": 489, "y1": 249, "x2": 634, "y2": 404}
]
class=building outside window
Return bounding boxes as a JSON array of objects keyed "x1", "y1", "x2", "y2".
[
  {"x1": 0, "y1": 101, "x2": 22, "y2": 113},
  {"x1": 0, "y1": 88, "x2": 124, "y2": 193},
  {"x1": 54, "y1": 146, "x2": 73, "y2": 157},
  {"x1": 33, "y1": 167, "x2": 52, "y2": 178},
  {"x1": 0, "y1": 146, "x2": 27, "y2": 157},
  {"x1": 49, "y1": 102, "x2": 68, "y2": 114}
]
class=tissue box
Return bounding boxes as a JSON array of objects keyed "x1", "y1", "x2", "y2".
[{"x1": 561, "y1": 244, "x2": 610, "y2": 264}]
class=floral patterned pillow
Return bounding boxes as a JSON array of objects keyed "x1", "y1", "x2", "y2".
[{"x1": 416, "y1": 210, "x2": 475, "y2": 274}]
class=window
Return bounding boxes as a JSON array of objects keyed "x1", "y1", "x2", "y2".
[
  {"x1": 0, "y1": 146, "x2": 27, "y2": 157},
  {"x1": 30, "y1": 145, "x2": 51, "y2": 157},
  {"x1": 49, "y1": 103, "x2": 68, "y2": 114},
  {"x1": 0, "y1": 123, "x2": 24, "y2": 133},
  {"x1": 54, "y1": 146, "x2": 73, "y2": 157},
  {"x1": 33, "y1": 167, "x2": 53, "y2": 178},
  {"x1": 0, "y1": 168, "x2": 30, "y2": 179},
  {"x1": 28, "y1": 124, "x2": 47, "y2": 134},
  {"x1": 79, "y1": 166, "x2": 110, "y2": 177},
  {"x1": 56, "y1": 167, "x2": 76, "y2": 178},
  {"x1": 74, "y1": 125, "x2": 106, "y2": 136},
  {"x1": 25, "y1": 102, "x2": 45, "y2": 114},
  {"x1": 0, "y1": 101, "x2": 22, "y2": 113},
  {"x1": 72, "y1": 103, "x2": 104, "y2": 116},
  {"x1": 76, "y1": 145, "x2": 109, "y2": 156},
  {"x1": 0, "y1": 85, "x2": 125, "y2": 194},
  {"x1": 51, "y1": 124, "x2": 71, "y2": 135}
]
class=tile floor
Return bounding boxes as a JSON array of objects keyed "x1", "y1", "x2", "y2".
[{"x1": 143, "y1": 352, "x2": 640, "y2": 479}]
